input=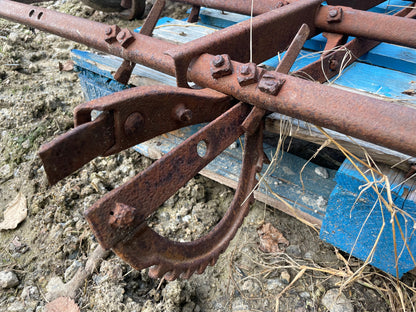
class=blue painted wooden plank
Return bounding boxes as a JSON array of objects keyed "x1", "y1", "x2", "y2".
[
  {"x1": 332, "y1": 62, "x2": 416, "y2": 101},
  {"x1": 321, "y1": 184, "x2": 416, "y2": 277}
]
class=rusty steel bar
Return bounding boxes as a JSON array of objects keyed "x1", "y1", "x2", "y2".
[
  {"x1": 188, "y1": 54, "x2": 416, "y2": 158},
  {"x1": 315, "y1": 5, "x2": 416, "y2": 49},
  {"x1": 295, "y1": 6, "x2": 415, "y2": 82},
  {"x1": 171, "y1": 0, "x2": 385, "y2": 15},
  {"x1": 0, "y1": 0, "x2": 176, "y2": 76},
  {"x1": 166, "y1": 0, "x2": 321, "y2": 86},
  {"x1": 39, "y1": 86, "x2": 234, "y2": 184}
]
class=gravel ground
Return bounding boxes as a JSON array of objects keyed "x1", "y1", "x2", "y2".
[{"x1": 1, "y1": 1, "x2": 415, "y2": 311}]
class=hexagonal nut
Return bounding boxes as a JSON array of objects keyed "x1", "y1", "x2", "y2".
[
  {"x1": 211, "y1": 54, "x2": 232, "y2": 79},
  {"x1": 258, "y1": 72, "x2": 286, "y2": 96},
  {"x1": 326, "y1": 6, "x2": 343, "y2": 23},
  {"x1": 237, "y1": 63, "x2": 258, "y2": 86},
  {"x1": 104, "y1": 25, "x2": 121, "y2": 43},
  {"x1": 117, "y1": 28, "x2": 135, "y2": 48}
]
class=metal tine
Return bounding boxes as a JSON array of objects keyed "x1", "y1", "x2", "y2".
[
  {"x1": 241, "y1": 23, "x2": 310, "y2": 135},
  {"x1": 114, "y1": 0, "x2": 166, "y2": 84}
]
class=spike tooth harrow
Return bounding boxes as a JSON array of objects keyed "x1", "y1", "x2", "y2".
[{"x1": 1, "y1": 0, "x2": 416, "y2": 280}]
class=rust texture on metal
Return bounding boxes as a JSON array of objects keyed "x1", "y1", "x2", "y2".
[
  {"x1": 315, "y1": 5, "x2": 416, "y2": 49},
  {"x1": 40, "y1": 86, "x2": 234, "y2": 184},
  {"x1": 187, "y1": 54, "x2": 416, "y2": 158},
  {"x1": 170, "y1": 0, "x2": 386, "y2": 16},
  {"x1": 2, "y1": 0, "x2": 416, "y2": 280},
  {"x1": 85, "y1": 103, "x2": 252, "y2": 250}
]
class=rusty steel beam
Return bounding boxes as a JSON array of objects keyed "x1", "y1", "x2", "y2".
[
  {"x1": 187, "y1": 54, "x2": 416, "y2": 158},
  {"x1": 39, "y1": 86, "x2": 234, "y2": 184},
  {"x1": 166, "y1": 0, "x2": 321, "y2": 86},
  {"x1": 0, "y1": 0, "x2": 176, "y2": 76},
  {"x1": 171, "y1": 0, "x2": 386, "y2": 15},
  {"x1": 315, "y1": 5, "x2": 416, "y2": 49}
]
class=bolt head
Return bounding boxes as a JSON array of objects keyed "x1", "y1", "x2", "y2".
[
  {"x1": 240, "y1": 64, "x2": 250, "y2": 76},
  {"x1": 258, "y1": 72, "x2": 286, "y2": 96},
  {"x1": 105, "y1": 27, "x2": 112, "y2": 35},
  {"x1": 212, "y1": 55, "x2": 225, "y2": 68},
  {"x1": 210, "y1": 54, "x2": 232, "y2": 79},
  {"x1": 329, "y1": 9, "x2": 338, "y2": 17}
]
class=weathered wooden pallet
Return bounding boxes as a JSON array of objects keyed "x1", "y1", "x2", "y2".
[{"x1": 72, "y1": 1, "x2": 416, "y2": 276}]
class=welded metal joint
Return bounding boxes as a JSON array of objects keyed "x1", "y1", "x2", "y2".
[
  {"x1": 326, "y1": 6, "x2": 343, "y2": 23},
  {"x1": 117, "y1": 28, "x2": 135, "y2": 48},
  {"x1": 257, "y1": 72, "x2": 286, "y2": 96},
  {"x1": 109, "y1": 203, "x2": 136, "y2": 228},
  {"x1": 211, "y1": 54, "x2": 232, "y2": 79},
  {"x1": 104, "y1": 25, "x2": 121, "y2": 43},
  {"x1": 237, "y1": 63, "x2": 258, "y2": 86}
]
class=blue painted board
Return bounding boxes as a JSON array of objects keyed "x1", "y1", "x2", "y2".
[{"x1": 321, "y1": 158, "x2": 416, "y2": 276}]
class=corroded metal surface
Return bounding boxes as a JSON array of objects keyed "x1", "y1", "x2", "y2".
[{"x1": 2, "y1": 0, "x2": 416, "y2": 280}]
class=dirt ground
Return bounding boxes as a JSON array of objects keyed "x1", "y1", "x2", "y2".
[{"x1": 1, "y1": 1, "x2": 415, "y2": 311}]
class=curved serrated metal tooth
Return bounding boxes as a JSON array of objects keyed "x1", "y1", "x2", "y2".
[
  {"x1": 149, "y1": 264, "x2": 169, "y2": 278},
  {"x1": 164, "y1": 270, "x2": 180, "y2": 281},
  {"x1": 180, "y1": 268, "x2": 194, "y2": 280},
  {"x1": 209, "y1": 255, "x2": 219, "y2": 267},
  {"x1": 197, "y1": 263, "x2": 208, "y2": 275}
]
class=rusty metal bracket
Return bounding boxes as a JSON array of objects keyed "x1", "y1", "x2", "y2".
[{"x1": 39, "y1": 86, "x2": 234, "y2": 185}]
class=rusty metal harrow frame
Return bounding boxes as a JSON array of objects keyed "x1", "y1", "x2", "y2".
[{"x1": 1, "y1": 0, "x2": 416, "y2": 280}]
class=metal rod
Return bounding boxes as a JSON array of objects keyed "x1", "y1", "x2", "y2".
[
  {"x1": 315, "y1": 5, "x2": 416, "y2": 49},
  {"x1": 188, "y1": 54, "x2": 416, "y2": 157},
  {"x1": 0, "y1": 0, "x2": 176, "y2": 76}
]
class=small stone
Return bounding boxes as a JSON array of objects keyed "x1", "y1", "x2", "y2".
[
  {"x1": 0, "y1": 270, "x2": 19, "y2": 289},
  {"x1": 314, "y1": 167, "x2": 329, "y2": 179},
  {"x1": 241, "y1": 279, "x2": 261, "y2": 297},
  {"x1": 7, "y1": 301, "x2": 25, "y2": 312},
  {"x1": 304, "y1": 251, "x2": 314, "y2": 260},
  {"x1": 64, "y1": 260, "x2": 82, "y2": 282},
  {"x1": 299, "y1": 291, "x2": 310, "y2": 299},
  {"x1": 322, "y1": 288, "x2": 354, "y2": 312},
  {"x1": 280, "y1": 270, "x2": 291, "y2": 284},
  {"x1": 286, "y1": 245, "x2": 302, "y2": 258},
  {"x1": 266, "y1": 278, "x2": 285, "y2": 291},
  {"x1": 162, "y1": 280, "x2": 183, "y2": 305},
  {"x1": 21, "y1": 286, "x2": 39, "y2": 300},
  {"x1": 182, "y1": 302, "x2": 196, "y2": 312},
  {"x1": 232, "y1": 298, "x2": 249, "y2": 312}
]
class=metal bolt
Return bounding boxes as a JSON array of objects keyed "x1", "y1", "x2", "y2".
[
  {"x1": 124, "y1": 112, "x2": 144, "y2": 136},
  {"x1": 118, "y1": 31, "x2": 126, "y2": 40},
  {"x1": 104, "y1": 25, "x2": 120, "y2": 43},
  {"x1": 258, "y1": 72, "x2": 286, "y2": 96},
  {"x1": 116, "y1": 28, "x2": 135, "y2": 48},
  {"x1": 174, "y1": 104, "x2": 193, "y2": 122},
  {"x1": 329, "y1": 9, "x2": 338, "y2": 17},
  {"x1": 329, "y1": 59, "x2": 339, "y2": 71},
  {"x1": 211, "y1": 54, "x2": 232, "y2": 79},
  {"x1": 240, "y1": 64, "x2": 250, "y2": 75},
  {"x1": 109, "y1": 202, "x2": 135, "y2": 228},
  {"x1": 212, "y1": 55, "x2": 225, "y2": 67},
  {"x1": 238, "y1": 63, "x2": 258, "y2": 86},
  {"x1": 327, "y1": 7, "x2": 343, "y2": 23}
]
